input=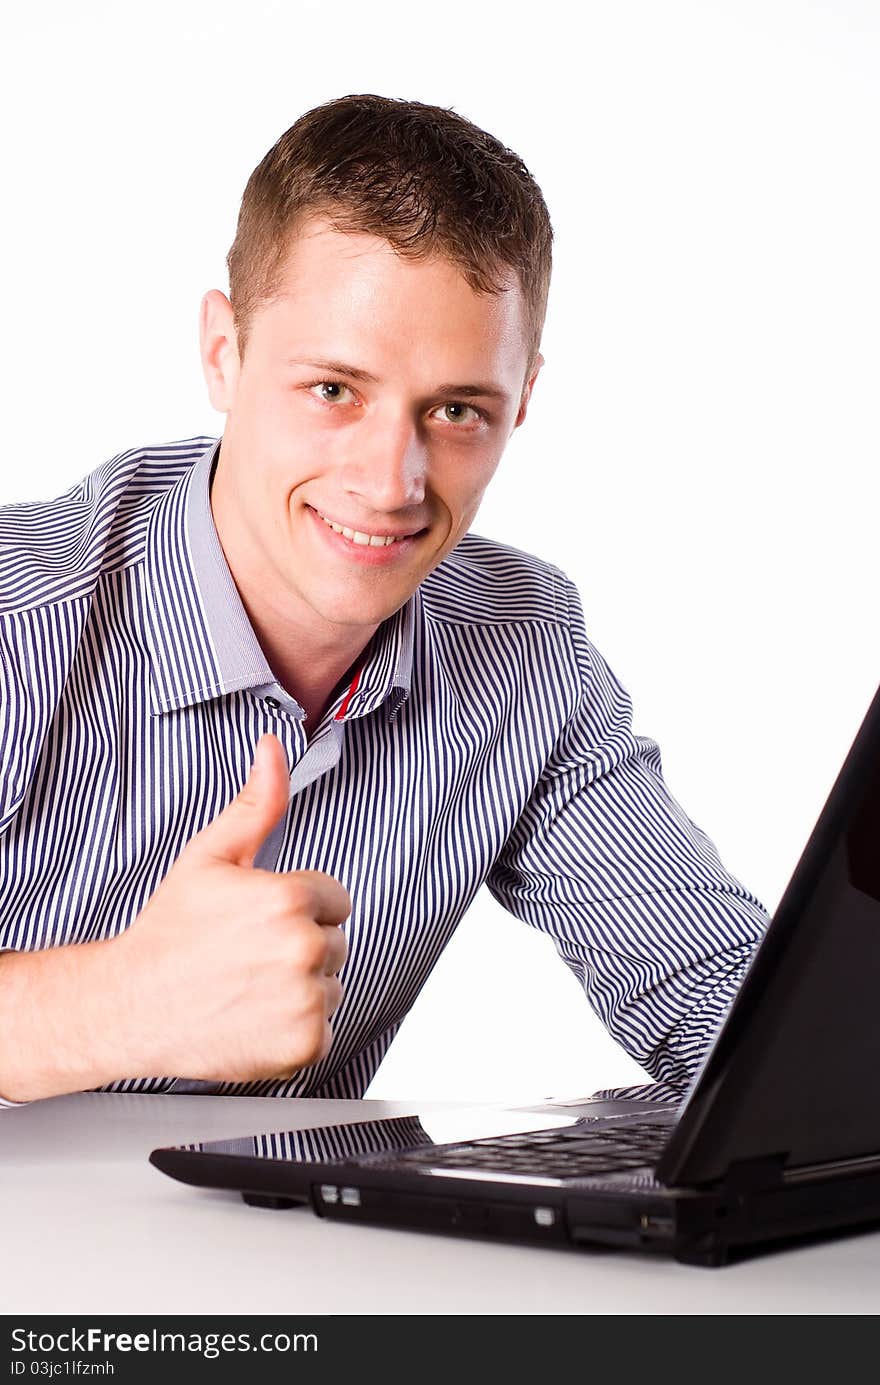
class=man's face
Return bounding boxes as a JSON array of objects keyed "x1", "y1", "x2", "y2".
[{"x1": 201, "y1": 215, "x2": 542, "y2": 643}]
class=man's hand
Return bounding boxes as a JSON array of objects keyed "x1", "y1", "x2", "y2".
[
  {"x1": 112, "y1": 732, "x2": 351, "y2": 1083},
  {"x1": 0, "y1": 734, "x2": 351, "y2": 1102}
]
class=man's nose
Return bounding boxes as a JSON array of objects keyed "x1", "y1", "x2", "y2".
[{"x1": 340, "y1": 414, "x2": 428, "y2": 513}]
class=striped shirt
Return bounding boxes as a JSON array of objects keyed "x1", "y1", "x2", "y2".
[{"x1": 0, "y1": 435, "x2": 770, "y2": 1106}]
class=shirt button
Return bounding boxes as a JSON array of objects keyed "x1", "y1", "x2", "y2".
[{"x1": 263, "y1": 696, "x2": 281, "y2": 710}]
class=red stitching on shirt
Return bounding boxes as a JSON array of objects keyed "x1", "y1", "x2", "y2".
[{"x1": 336, "y1": 665, "x2": 362, "y2": 720}]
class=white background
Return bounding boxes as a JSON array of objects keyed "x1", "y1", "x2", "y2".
[{"x1": 2, "y1": 0, "x2": 877, "y2": 1104}]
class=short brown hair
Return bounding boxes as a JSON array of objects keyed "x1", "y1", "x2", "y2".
[{"x1": 226, "y1": 94, "x2": 553, "y2": 392}]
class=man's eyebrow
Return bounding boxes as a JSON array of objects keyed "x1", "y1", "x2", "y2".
[{"x1": 285, "y1": 358, "x2": 511, "y2": 401}]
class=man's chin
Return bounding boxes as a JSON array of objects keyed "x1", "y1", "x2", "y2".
[{"x1": 308, "y1": 590, "x2": 412, "y2": 630}]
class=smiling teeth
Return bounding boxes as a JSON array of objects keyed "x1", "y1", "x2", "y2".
[{"x1": 317, "y1": 511, "x2": 401, "y2": 546}]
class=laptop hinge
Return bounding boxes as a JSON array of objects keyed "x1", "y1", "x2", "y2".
[{"x1": 721, "y1": 1152, "x2": 788, "y2": 1193}]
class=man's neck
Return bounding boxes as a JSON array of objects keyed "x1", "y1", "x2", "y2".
[
  {"x1": 235, "y1": 586, "x2": 378, "y2": 731},
  {"x1": 267, "y1": 637, "x2": 374, "y2": 731}
]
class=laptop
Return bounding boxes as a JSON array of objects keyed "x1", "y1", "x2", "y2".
[{"x1": 150, "y1": 680, "x2": 880, "y2": 1267}]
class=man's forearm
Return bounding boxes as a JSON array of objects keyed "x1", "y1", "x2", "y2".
[{"x1": 0, "y1": 939, "x2": 141, "y2": 1102}]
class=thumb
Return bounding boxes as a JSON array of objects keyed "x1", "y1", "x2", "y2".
[{"x1": 192, "y1": 733, "x2": 290, "y2": 869}]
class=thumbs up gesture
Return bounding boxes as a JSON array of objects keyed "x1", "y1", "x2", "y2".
[{"x1": 109, "y1": 733, "x2": 351, "y2": 1085}]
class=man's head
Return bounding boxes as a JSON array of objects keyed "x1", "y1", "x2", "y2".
[{"x1": 200, "y1": 94, "x2": 553, "y2": 652}]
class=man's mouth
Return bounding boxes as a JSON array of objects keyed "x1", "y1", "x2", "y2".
[{"x1": 308, "y1": 506, "x2": 426, "y2": 548}]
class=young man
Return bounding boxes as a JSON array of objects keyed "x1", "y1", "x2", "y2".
[{"x1": 0, "y1": 94, "x2": 769, "y2": 1106}]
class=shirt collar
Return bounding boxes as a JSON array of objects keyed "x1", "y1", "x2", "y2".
[{"x1": 143, "y1": 436, "x2": 415, "y2": 722}]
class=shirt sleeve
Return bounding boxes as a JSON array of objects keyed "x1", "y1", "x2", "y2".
[{"x1": 484, "y1": 573, "x2": 771, "y2": 1090}]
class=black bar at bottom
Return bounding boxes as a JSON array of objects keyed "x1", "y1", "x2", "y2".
[{"x1": 1, "y1": 1312, "x2": 870, "y2": 1380}]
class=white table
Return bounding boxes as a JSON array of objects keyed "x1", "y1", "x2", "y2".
[{"x1": 2, "y1": 1092, "x2": 879, "y2": 1315}]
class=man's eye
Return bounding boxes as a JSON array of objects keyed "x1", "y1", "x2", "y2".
[
  {"x1": 435, "y1": 401, "x2": 482, "y2": 425},
  {"x1": 308, "y1": 380, "x2": 355, "y2": 405},
  {"x1": 306, "y1": 380, "x2": 484, "y2": 426}
]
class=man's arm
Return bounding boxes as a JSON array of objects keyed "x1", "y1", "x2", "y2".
[
  {"x1": 0, "y1": 941, "x2": 135, "y2": 1103},
  {"x1": 0, "y1": 735, "x2": 350, "y2": 1105},
  {"x1": 484, "y1": 574, "x2": 770, "y2": 1090}
]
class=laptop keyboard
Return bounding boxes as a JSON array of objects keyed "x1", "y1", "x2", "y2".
[{"x1": 391, "y1": 1120, "x2": 673, "y2": 1180}]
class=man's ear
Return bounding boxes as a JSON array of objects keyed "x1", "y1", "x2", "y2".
[
  {"x1": 513, "y1": 352, "x2": 545, "y2": 429},
  {"x1": 199, "y1": 290, "x2": 241, "y2": 413}
]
